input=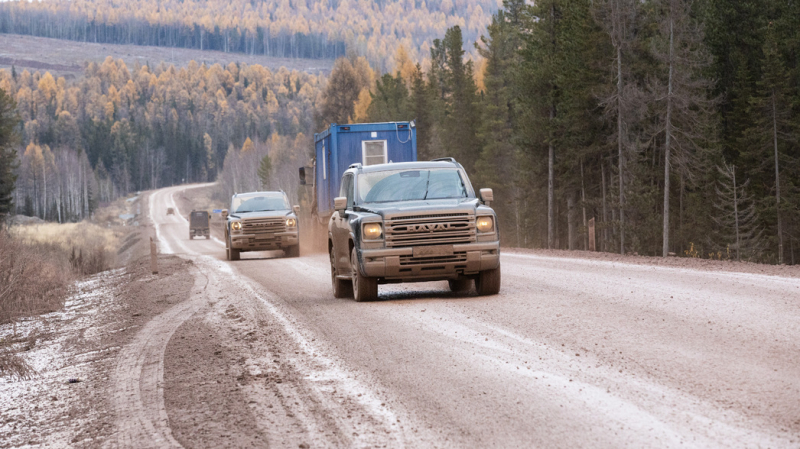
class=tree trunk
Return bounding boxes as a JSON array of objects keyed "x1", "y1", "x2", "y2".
[
  {"x1": 617, "y1": 45, "x2": 625, "y2": 255},
  {"x1": 602, "y1": 160, "x2": 608, "y2": 252},
  {"x1": 568, "y1": 195, "x2": 575, "y2": 250},
  {"x1": 581, "y1": 159, "x2": 588, "y2": 250},
  {"x1": 733, "y1": 166, "x2": 740, "y2": 261},
  {"x1": 662, "y1": 13, "x2": 674, "y2": 257},
  {"x1": 772, "y1": 91, "x2": 783, "y2": 264},
  {"x1": 548, "y1": 107, "x2": 555, "y2": 249}
]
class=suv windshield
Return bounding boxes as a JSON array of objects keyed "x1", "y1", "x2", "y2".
[
  {"x1": 358, "y1": 168, "x2": 469, "y2": 203},
  {"x1": 232, "y1": 195, "x2": 288, "y2": 213}
]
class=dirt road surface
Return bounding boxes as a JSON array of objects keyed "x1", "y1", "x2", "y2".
[
  {"x1": 133, "y1": 183, "x2": 799, "y2": 448},
  {"x1": 3, "y1": 183, "x2": 799, "y2": 448}
]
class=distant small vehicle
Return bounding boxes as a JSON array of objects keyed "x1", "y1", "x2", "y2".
[
  {"x1": 166, "y1": 207, "x2": 175, "y2": 215},
  {"x1": 189, "y1": 210, "x2": 211, "y2": 240},
  {"x1": 223, "y1": 191, "x2": 300, "y2": 260}
]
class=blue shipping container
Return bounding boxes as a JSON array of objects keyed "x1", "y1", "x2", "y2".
[{"x1": 314, "y1": 122, "x2": 417, "y2": 218}]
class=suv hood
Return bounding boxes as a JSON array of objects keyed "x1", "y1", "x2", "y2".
[
  {"x1": 360, "y1": 198, "x2": 480, "y2": 217},
  {"x1": 229, "y1": 210, "x2": 292, "y2": 220}
]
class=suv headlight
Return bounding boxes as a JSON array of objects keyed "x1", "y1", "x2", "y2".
[
  {"x1": 286, "y1": 218, "x2": 297, "y2": 227},
  {"x1": 476, "y1": 216, "x2": 494, "y2": 233},
  {"x1": 363, "y1": 223, "x2": 383, "y2": 240},
  {"x1": 231, "y1": 221, "x2": 242, "y2": 231}
]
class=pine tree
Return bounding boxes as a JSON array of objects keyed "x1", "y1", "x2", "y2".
[
  {"x1": 712, "y1": 163, "x2": 764, "y2": 261},
  {"x1": 474, "y1": 0, "x2": 525, "y2": 245},
  {"x1": 0, "y1": 89, "x2": 19, "y2": 221},
  {"x1": 650, "y1": 0, "x2": 718, "y2": 257},
  {"x1": 739, "y1": 24, "x2": 795, "y2": 263},
  {"x1": 257, "y1": 154, "x2": 272, "y2": 189}
]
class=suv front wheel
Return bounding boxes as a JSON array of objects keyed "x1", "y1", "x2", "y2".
[
  {"x1": 226, "y1": 235, "x2": 240, "y2": 261},
  {"x1": 351, "y1": 247, "x2": 378, "y2": 302},
  {"x1": 475, "y1": 266, "x2": 501, "y2": 296},
  {"x1": 330, "y1": 247, "x2": 353, "y2": 298}
]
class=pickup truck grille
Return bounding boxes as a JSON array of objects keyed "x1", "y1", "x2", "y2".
[
  {"x1": 242, "y1": 217, "x2": 285, "y2": 233},
  {"x1": 384, "y1": 213, "x2": 476, "y2": 248}
]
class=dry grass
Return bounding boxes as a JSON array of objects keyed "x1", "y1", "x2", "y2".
[
  {"x1": 0, "y1": 221, "x2": 120, "y2": 378},
  {"x1": 9, "y1": 221, "x2": 119, "y2": 273},
  {"x1": 0, "y1": 231, "x2": 74, "y2": 325}
]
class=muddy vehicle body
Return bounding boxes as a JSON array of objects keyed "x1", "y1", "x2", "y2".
[
  {"x1": 189, "y1": 210, "x2": 211, "y2": 239},
  {"x1": 223, "y1": 191, "x2": 300, "y2": 260},
  {"x1": 328, "y1": 158, "x2": 501, "y2": 301}
]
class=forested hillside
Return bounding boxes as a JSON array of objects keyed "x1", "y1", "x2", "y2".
[
  {"x1": 0, "y1": 0, "x2": 499, "y2": 71},
  {"x1": 341, "y1": 0, "x2": 800, "y2": 263},
  {"x1": 0, "y1": 59, "x2": 321, "y2": 222}
]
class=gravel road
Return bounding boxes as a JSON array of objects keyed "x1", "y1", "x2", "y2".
[{"x1": 103, "y1": 184, "x2": 800, "y2": 447}]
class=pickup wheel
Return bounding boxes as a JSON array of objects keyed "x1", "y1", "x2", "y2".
[
  {"x1": 330, "y1": 248, "x2": 353, "y2": 298},
  {"x1": 227, "y1": 236, "x2": 240, "y2": 261},
  {"x1": 351, "y1": 247, "x2": 378, "y2": 302},
  {"x1": 285, "y1": 245, "x2": 300, "y2": 258},
  {"x1": 448, "y1": 279, "x2": 473, "y2": 293},
  {"x1": 475, "y1": 266, "x2": 501, "y2": 296}
]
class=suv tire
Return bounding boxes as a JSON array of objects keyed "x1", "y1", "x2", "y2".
[
  {"x1": 227, "y1": 236, "x2": 240, "y2": 261},
  {"x1": 448, "y1": 279, "x2": 473, "y2": 293},
  {"x1": 285, "y1": 245, "x2": 300, "y2": 258},
  {"x1": 476, "y1": 266, "x2": 501, "y2": 296},
  {"x1": 331, "y1": 248, "x2": 353, "y2": 298},
  {"x1": 351, "y1": 247, "x2": 378, "y2": 302}
]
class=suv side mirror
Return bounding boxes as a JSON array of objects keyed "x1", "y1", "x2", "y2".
[
  {"x1": 334, "y1": 197, "x2": 347, "y2": 213},
  {"x1": 221, "y1": 209, "x2": 228, "y2": 219},
  {"x1": 293, "y1": 205, "x2": 300, "y2": 215},
  {"x1": 479, "y1": 188, "x2": 494, "y2": 207}
]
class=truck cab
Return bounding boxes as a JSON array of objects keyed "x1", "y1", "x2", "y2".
[{"x1": 327, "y1": 158, "x2": 501, "y2": 301}]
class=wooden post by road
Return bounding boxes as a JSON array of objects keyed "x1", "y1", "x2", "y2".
[
  {"x1": 150, "y1": 237, "x2": 158, "y2": 274},
  {"x1": 588, "y1": 218, "x2": 596, "y2": 251}
]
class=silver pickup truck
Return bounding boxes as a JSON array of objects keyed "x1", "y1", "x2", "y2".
[
  {"x1": 223, "y1": 191, "x2": 300, "y2": 260},
  {"x1": 328, "y1": 158, "x2": 501, "y2": 301}
]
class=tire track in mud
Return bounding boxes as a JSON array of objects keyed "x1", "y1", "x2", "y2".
[
  {"x1": 188, "y1": 257, "x2": 413, "y2": 447},
  {"x1": 144, "y1": 186, "x2": 421, "y2": 447},
  {"x1": 110, "y1": 259, "x2": 209, "y2": 448}
]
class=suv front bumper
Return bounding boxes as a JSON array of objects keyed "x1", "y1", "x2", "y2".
[
  {"x1": 230, "y1": 231, "x2": 298, "y2": 250},
  {"x1": 359, "y1": 241, "x2": 500, "y2": 280}
]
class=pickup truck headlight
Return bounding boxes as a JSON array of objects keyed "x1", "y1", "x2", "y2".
[
  {"x1": 363, "y1": 223, "x2": 383, "y2": 240},
  {"x1": 231, "y1": 221, "x2": 242, "y2": 231},
  {"x1": 286, "y1": 218, "x2": 297, "y2": 227},
  {"x1": 476, "y1": 216, "x2": 494, "y2": 233}
]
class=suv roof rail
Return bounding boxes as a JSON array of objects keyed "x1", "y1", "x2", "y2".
[
  {"x1": 349, "y1": 162, "x2": 363, "y2": 169},
  {"x1": 431, "y1": 157, "x2": 458, "y2": 164}
]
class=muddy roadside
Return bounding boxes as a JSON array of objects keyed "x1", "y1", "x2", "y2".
[{"x1": 0, "y1": 192, "x2": 196, "y2": 447}]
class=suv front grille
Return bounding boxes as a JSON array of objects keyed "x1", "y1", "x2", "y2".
[
  {"x1": 384, "y1": 213, "x2": 476, "y2": 247},
  {"x1": 242, "y1": 217, "x2": 285, "y2": 233}
]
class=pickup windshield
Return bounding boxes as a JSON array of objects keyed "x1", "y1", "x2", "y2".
[
  {"x1": 232, "y1": 196, "x2": 288, "y2": 213},
  {"x1": 358, "y1": 168, "x2": 469, "y2": 203}
]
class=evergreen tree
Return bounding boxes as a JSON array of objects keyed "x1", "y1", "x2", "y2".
[
  {"x1": 474, "y1": 0, "x2": 525, "y2": 245},
  {"x1": 366, "y1": 73, "x2": 409, "y2": 122},
  {"x1": 408, "y1": 65, "x2": 434, "y2": 160},
  {"x1": 739, "y1": 24, "x2": 796, "y2": 263},
  {"x1": 0, "y1": 89, "x2": 20, "y2": 221},
  {"x1": 258, "y1": 154, "x2": 272, "y2": 189},
  {"x1": 711, "y1": 163, "x2": 764, "y2": 261},
  {"x1": 438, "y1": 26, "x2": 481, "y2": 171}
]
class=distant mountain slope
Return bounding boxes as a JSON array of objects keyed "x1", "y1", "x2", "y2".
[{"x1": 0, "y1": 0, "x2": 499, "y2": 71}]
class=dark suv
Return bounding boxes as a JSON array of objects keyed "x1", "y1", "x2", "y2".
[
  {"x1": 223, "y1": 191, "x2": 300, "y2": 260},
  {"x1": 328, "y1": 158, "x2": 501, "y2": 301}
]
